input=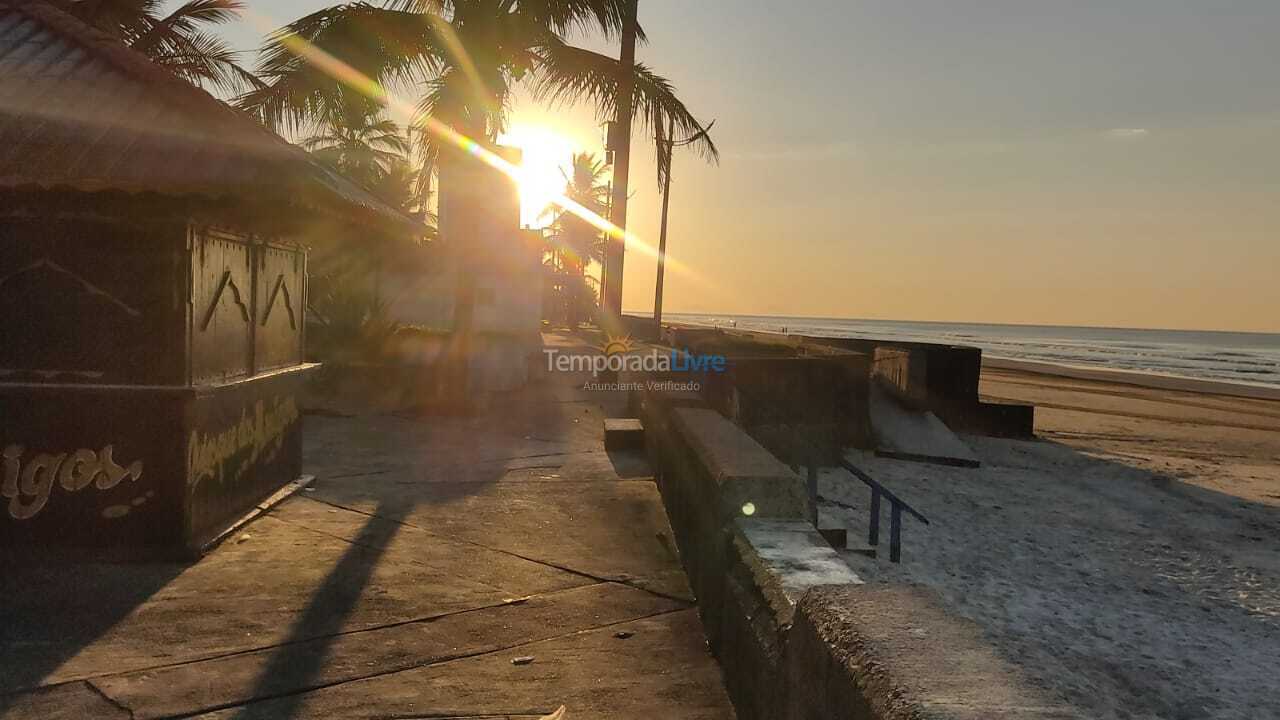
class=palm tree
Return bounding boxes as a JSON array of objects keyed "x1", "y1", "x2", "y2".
[
  {"x1": 370, "y1": 157, "x2": 436, "y2": 221},
  {"x1": 239, "y1": 0, "x2": 717, "y2": 403},
  {"x1": 546, "y1": 152, "x2": 609, "y2": 265},
  {"x1": 302, "y1": 106, "x2": 437, "y2": 344},
  {"x1": 543, "y1": 152, "x2": 609, "y2": 326},
  {"x1": 237, "y1": 1, "x2": 717, "y2": 178},
  {"x1": 62, "y1": 0, "x2": 260, "y2": 94},
  {"x1": 302, "y1": 106, "x2": 412, "y2": 188}
]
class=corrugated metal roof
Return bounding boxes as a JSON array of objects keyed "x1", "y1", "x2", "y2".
[{"x1": 0, "y1": 1, "x2": 422, "y2": 236}]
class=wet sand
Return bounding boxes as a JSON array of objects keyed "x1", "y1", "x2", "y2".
[
  {"x1": 822, "y1": 362, "x2": 1280, "y2": 719},
  {"x1": 982, "y1": 359, "x2": 1280, "y2": 509}
]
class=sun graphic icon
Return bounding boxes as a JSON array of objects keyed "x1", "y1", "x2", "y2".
[{"x1": 599, "y1": 334, "x2": 637, "y2": 357}]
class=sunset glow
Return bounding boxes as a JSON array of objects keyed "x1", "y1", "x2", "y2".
[
  {"x1": 242, "y1": 7, "x2": 718, "y2": 306},
  {"x1": 499, "y1": 124, "x2": 580, "y2": 228}
]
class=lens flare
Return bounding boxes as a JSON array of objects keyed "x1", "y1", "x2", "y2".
[{"x1": 246, "y1": 9, "x2": 718, "y2": 308}]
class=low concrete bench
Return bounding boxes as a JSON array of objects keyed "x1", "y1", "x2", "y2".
[
  {"x1": 603, "y1": 417, "x2": 645, "y2": 451},
  {"x1": 670, "y1": 407, "x2": 812, "y2": 524}
]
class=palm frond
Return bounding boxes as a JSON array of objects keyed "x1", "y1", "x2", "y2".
[
  {"x1": 149, "y1": 0, "x2": 242, "y2": 39},
  {"x1": 241, "y1": 3, "x2": 448, "y2": 132},
  {"x1": 513, "y1": 0, "x2": 644, "y2": 42},
  {"x1": 66, "y1": 0, "x2": 259, "y2": 94},
  {"x1": 152, "y1": 28, "x2": 259, "y2": 95},
  {"x1": 531, "y1": 41, "x2": 718, "y2": 168}
]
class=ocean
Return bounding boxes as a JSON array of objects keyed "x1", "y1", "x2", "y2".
[{"x1": 662, "y1": 313, "x2": 1280, "y2": 389}]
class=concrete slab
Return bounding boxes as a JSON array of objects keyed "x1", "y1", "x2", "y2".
[
  {"x1": 266, "y1": 496, "x2": 590, "y2": 599},
  {"x1": 603, "y1": 417, "x2": 645, "y2": 451},
  {"x1": 2, "y1": 511, "x2": 519, "y2": 692},
  {"x1": 793, "y1": 585, "x2": 1080, "y2": 719},
  {"x1": 0, "y1": 682, "x2": 130, "y2": 720},
  {"x1": 191, "y1": 609, "x2": 734, "y2": 720},
  {"x1": 311, "y1": 478, "x2": 694, "y2": 602},
  {"x1": 735, "y1": 519, "x2": 862, "y2": 605},
  {"x1": 671, "y1": 407, "x2": 811, "y2": 521},
  {"x1": 869, "y1": 384, "x2": 980, "y2": 468},
  {"x1": 1, "y1": 333, "x2": 732, "y2": 720},
  {"x1": 93, "y1": 583, "x2": 682, "y2": 719}
]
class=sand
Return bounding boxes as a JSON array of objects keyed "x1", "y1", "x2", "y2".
[{"x1": 820, "y1": 363, "x2": 1280, "y2": 720}]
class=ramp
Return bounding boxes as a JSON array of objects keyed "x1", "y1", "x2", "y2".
[{"x1": 868, "y1": 384, "x2": 980, "y2": 467}]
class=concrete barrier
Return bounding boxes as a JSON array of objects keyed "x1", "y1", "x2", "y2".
[
  {"x1": 663, "y1": 324, "x2": 1035, "y2": 439},
  {"x1": 637, "y1": 381, "x2": 1076, "y2": 719},
  {"x1": 789, "y1": 586, "x2": 1079, "y2": 720},
  {"x1": 659, "y1": 331, "x2": 875, "y2": 458},
  {"x1": 703, "y1": 357, "x2": 869, "y2": 463},
  {"x1": 871, "y1": 347, "x2": 930, "y2": 409}
]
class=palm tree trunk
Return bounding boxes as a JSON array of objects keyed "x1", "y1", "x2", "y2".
[
  {"x1": 602, "y1": 0, "x2": 638, "y2": 324},
  {"x1": 654, "y1": 115, "x2": 675, "y2": 329}
]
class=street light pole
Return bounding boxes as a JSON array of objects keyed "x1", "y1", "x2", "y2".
[{"x1": 603, "y1": 0, "x2": 638, "y2": 322}]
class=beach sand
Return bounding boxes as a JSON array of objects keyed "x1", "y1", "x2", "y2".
[{"x1": 821, "y1": 362, "x2": 1280, "y2": 720}]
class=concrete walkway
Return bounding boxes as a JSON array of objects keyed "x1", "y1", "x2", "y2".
[{"x1": 0, "y1": 333, "x2": 735, "y2": 719}]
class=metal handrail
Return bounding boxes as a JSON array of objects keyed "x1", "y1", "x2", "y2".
[
  {"x1": 838, "y1": 458, "x2": 929, "y2": 562},
  {"x1": 709, "y1": 381, "x2": 930, "y2": 563}
]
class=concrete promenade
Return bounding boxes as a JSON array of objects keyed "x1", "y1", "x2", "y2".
[{"x1": 0, "y1": 333, "x2": 735, "y2": 719}]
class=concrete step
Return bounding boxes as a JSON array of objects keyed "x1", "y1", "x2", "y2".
[
  {"x1": 846, "y1": 544, "x2": 878, "y2": 559},
  {"x1": 817, "y1": 527, "x2": 848, "y2": 549},
  {"x1": 604, "y1": 417, "x2": 645, "y2": 451}
]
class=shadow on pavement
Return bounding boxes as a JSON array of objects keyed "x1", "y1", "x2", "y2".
[
  {"x1": 228, "y1": 498, "x2": 408, "y2": 720},
  {"x1": 0, "y1": 556, "x2": 186, "y2": 712}
]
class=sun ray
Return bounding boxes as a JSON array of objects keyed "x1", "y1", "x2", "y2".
[{"x1": 244, "y1": 9, "x2": 718, "y2": 303}]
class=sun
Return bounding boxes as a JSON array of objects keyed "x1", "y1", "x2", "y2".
[{"x1": 498, "y1": 123, "x2": 582, "y2": 228}]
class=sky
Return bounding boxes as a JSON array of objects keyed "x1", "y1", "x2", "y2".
[{"x1": 212, "y1": 2, "x2": 1280, "y2": 333}]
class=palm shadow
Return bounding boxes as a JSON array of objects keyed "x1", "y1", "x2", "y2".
[
  {"x1": 226, "y1": 497, "x2": 409, "y2": 720},
  {"x1": 221, "y1": 335, "x2": 607, "y2": 718}
]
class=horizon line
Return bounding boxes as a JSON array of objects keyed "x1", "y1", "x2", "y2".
[{"x1": 622, "y1": 310, "x2": 1280, "y2": 337}]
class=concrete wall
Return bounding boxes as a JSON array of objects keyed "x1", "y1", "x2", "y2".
[
  {"x1": 702, "y1": 357, "x2": 872, "y2": 463},
  {"x1": 662, "y1": 325, "x2": 1035, "y2": 439},
  {"x1": 871, "y1": 347, "x2": 930, "y2": 409},
  {"x1": 634, "y1": 382, "x2": 1077, "y2": 719},
  {"x1": 660, "y1": 329, "x2": 875, "y2": 456}
]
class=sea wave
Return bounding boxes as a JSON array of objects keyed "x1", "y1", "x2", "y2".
[{"x1": 666, "y1": 314, "x2": 1280, "y2": 388}]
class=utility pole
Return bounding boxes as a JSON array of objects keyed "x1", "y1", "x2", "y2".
[
  {"x1": 653, "y1": 116, "x2": 674, "y2": 328},
  {"x1": 602, "y1": 0, "x2": 637, "y2": 320}
]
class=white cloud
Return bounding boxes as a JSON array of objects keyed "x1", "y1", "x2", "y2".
[{"x1": 1104, "y1": 128, "x2": 1150, "y2": 140}]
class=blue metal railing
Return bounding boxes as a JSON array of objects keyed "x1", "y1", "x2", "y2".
[
  {"x1": 837, "y1": 458, "x2": 929, "y2": 562},
  {"x1": 723, "y1": 385, "x2": 931, "y2": 563}
]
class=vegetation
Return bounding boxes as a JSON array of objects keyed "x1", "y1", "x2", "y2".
[
  {"x1": 74, "y1": 0, "x2": 718, "y2": 347},
  {"x1": 302, "y1": 105, "x2": 410, "y2": 187},
  {"x1": 237, "y1": 0, "x2": 716, "y2": 186},
  {"x1": 63, "y1": 0, "x2": 261, "y2": 94},
  {"x1": 542, "y1": 152, "x2": 610, "y2": 326},
  {"x1": 305, "y1": 269, "x2": 399, "y2": 363}
]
